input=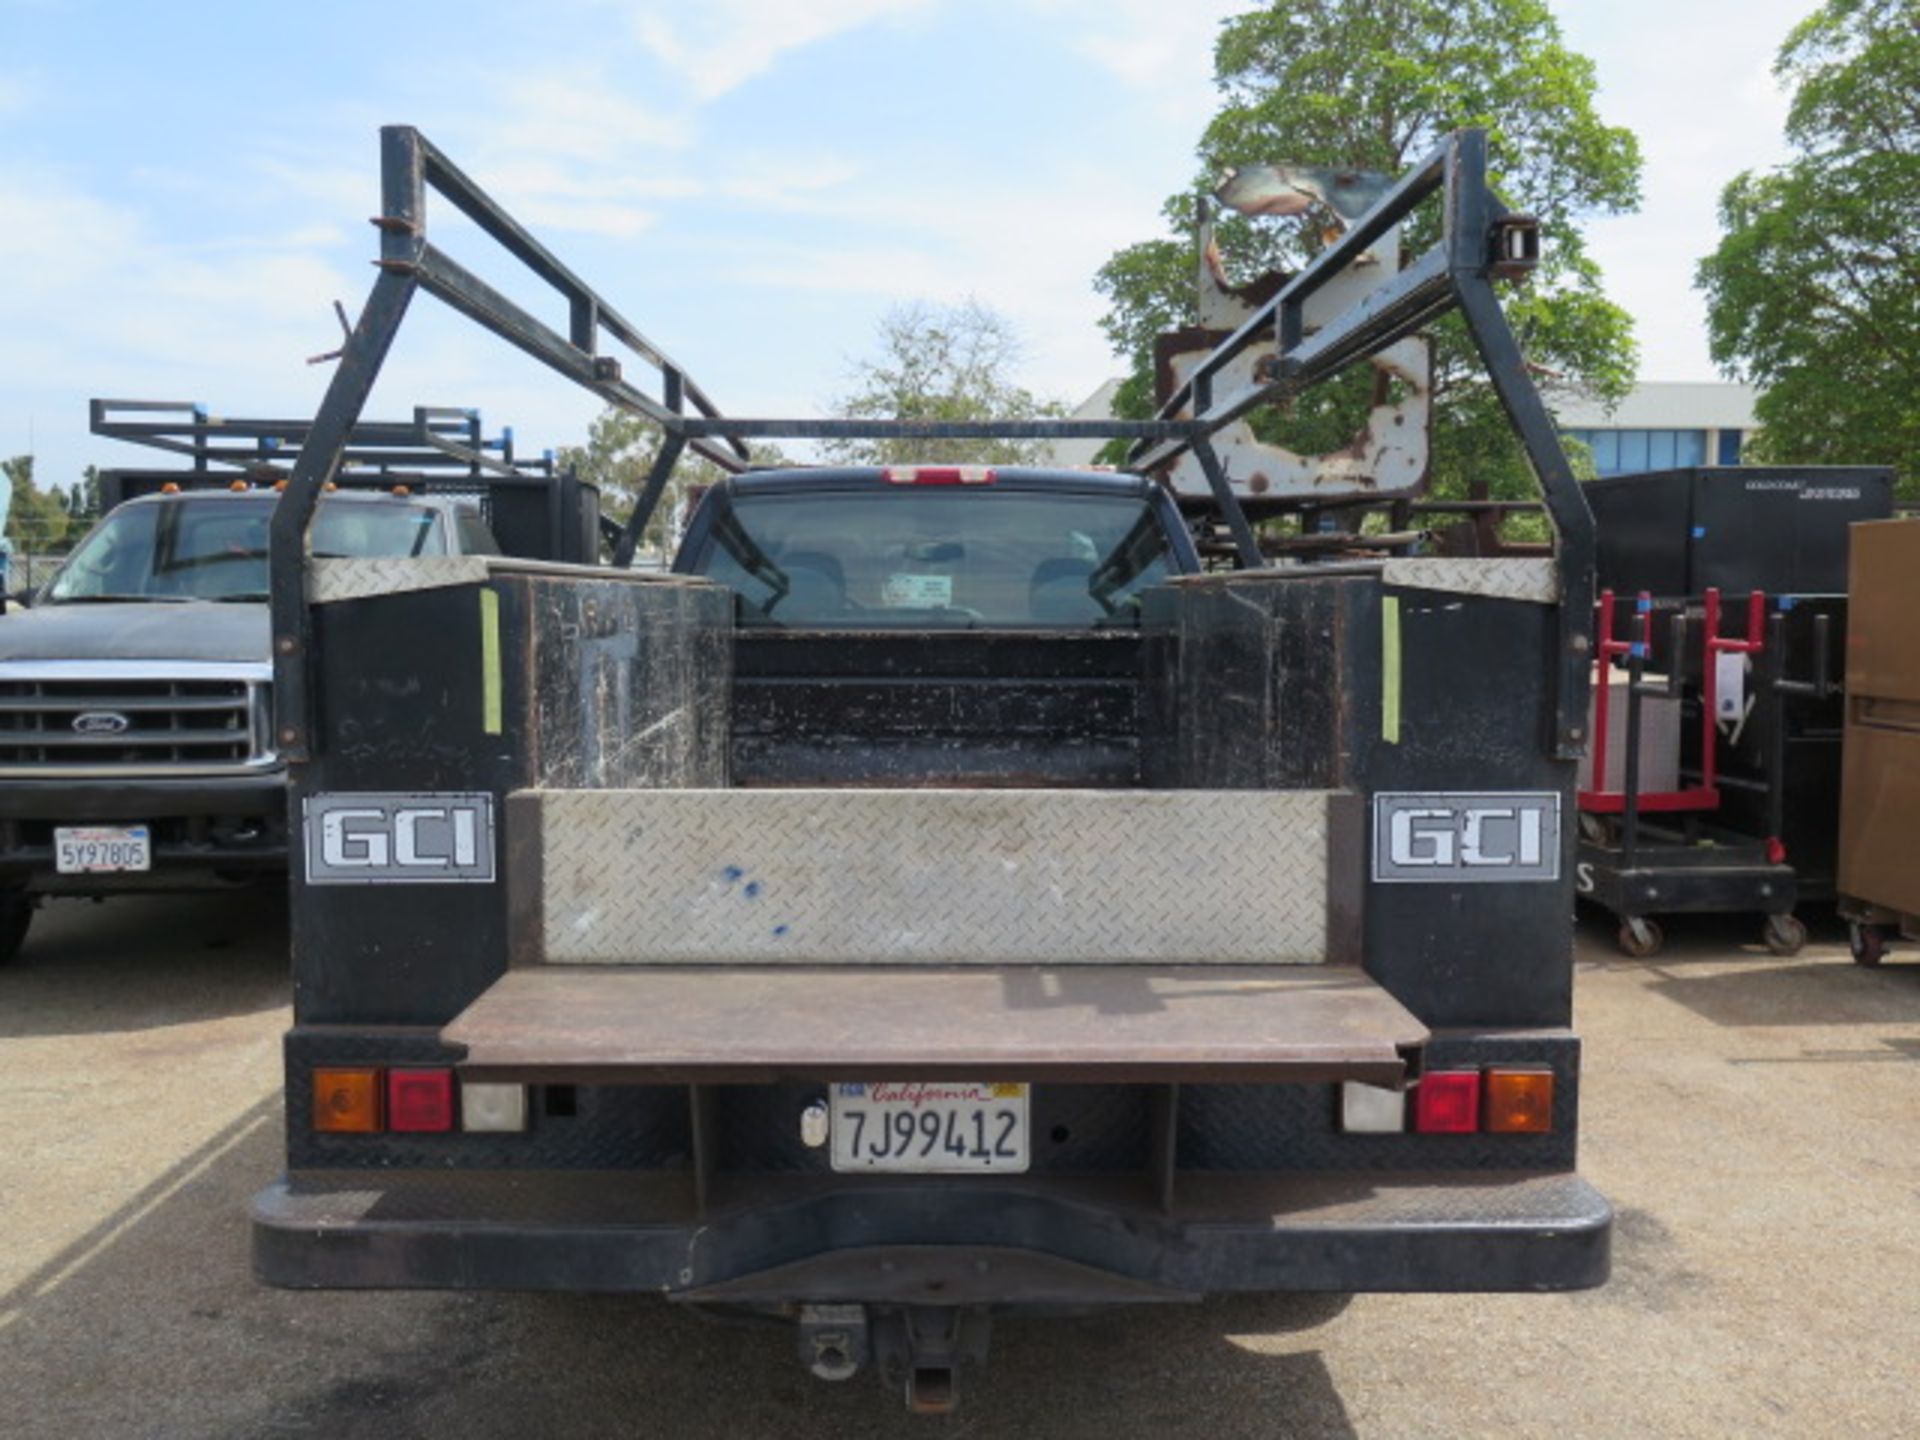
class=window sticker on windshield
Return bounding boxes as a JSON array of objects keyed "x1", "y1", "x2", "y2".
[{"x1": 882, "y1": 573, "x2": 953, "y2": 608}]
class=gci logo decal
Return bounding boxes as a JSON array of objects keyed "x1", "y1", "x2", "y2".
[
  {"x1": 303, "y1": 792, "x2": 495, "y2": 885},
  {"x1": 1371, "y1": 792, "x2": 1560, "y2": 884}
]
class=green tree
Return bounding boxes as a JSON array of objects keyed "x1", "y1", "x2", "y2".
[
  {"x1": 557, "y1": 411, "x2": 785, "y2": 557},
  {"x1": 1697, "y1": 0, "x2": 1920, "y2": 493},
  {"x1": 1094, "y1": 0, "x2": 1642, "y2": 499},
  {"x1": 1, "y1": 455, "x2": 71, "y2": 552},
  {"x1": 822, "y1": 299, "x2": 1067, "y2": 466},
  {"x1": 63, "y1": 466, "x2": 104, "y2": 527}
]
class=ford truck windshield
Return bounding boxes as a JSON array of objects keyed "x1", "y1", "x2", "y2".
[
  {"x1": 689, "y1": 488, "x2": 1178, "y2": 628},
  {"x1": 47, "y1": 498, "x2": 447, "y2": 604}
]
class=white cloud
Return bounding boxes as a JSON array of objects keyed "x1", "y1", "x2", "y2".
[
  {"x1": 729, "y1": 242, "x2": 954, "y2": 299},
  {"x1": 1021, "y1": 0, "x2": 1243, "y2": 124},
  {"x1": 514, "y1": 198, "x2": 657, "y2": 239},
  {"x1": 247, "y1": 158, "x2": 376, "y2": 223},
  {"x1": 1063, "y1": 0, "x2": 1239, "y2": 86},
  {"x1": 392, "y1": 67, "x2": 701, "y2": 241},
  {"x1": 711, "y1": 152, "x2": 863, "y2": 207},
  {"x1": 0, "y1": 72, "x2": 39, "y2": 117},
  {"x1": 690, "y1": 156, "x2": 1177, "y2": 410},
  {"x1": 629, "y1": 0, "x2": 935, "y2": 100},
  {"x1": 468, "y1": 161, "x2": 702, "y2": 203},
  {"x1": 1556, "y1": 0, "x2": 1801, "y2": 380},
  {"x1": 492, "y1": 69, "x2": 692, "y2": 159},
  {"x1": 0, "y1": 164, "x2": 357, "y2": 487}
]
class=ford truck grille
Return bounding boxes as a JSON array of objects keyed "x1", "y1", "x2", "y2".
[{"x1": 0, "y1": 676, "x2": 271, "y2": 774}]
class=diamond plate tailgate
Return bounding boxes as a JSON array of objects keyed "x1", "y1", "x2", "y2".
[
  {"x1": 513, "y1": 788, "x2": 1350, "y2": 965},
  {"x1": 446, "y1": 965, "x2": 1427, "y2": 1084}
]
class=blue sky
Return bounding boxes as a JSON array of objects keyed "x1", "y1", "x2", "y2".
[{"x1": 3, "y1": 0, "x2": 1811, "y2": 498}]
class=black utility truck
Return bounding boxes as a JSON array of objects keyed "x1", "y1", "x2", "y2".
[
  {"x1": 250, "y1": 127, "x2": 1608, "y2": 1412},
  {"x1": 0, "y1": 403, "x2": 596, "y2": 963}
]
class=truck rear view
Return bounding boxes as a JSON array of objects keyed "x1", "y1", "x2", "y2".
[{"x1": 251, "y1": 126, "x2": 1608, "y2": 1412}]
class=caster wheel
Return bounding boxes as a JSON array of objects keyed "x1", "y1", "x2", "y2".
[
  {"x1": 1577, "y1": 812, "x2": 1613, "y2": 845},
  {"x1": 1618, "y1": 916, "x2": 1663, "y2": 959},
  {"x1": 1849, "y1": 921, "x2": 1887, "y2": 968},
  {"x1": 1763, "y1": 914, "x2": 1807, "y2": 958}
]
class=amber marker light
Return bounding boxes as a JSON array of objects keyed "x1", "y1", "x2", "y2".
[
  {"x1": 313, "y1": 1067, "x2": 383, "y2": 1133},
  {"x1": 1486, "y1": 1068, "x2": 1555, "y2": 1134}
]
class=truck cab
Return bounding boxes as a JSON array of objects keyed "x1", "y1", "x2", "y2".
[
  {"x1": 0, "y1": 480, "x2": 499, "y2": 963},
  {"x1": 670, "y1": 465, "x2": 1196, "y2": 790},
  {"x1": 676, "y1": 466, "x2": 1198, "y2": 630}
]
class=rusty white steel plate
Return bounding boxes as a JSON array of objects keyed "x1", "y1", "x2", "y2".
[
  {"x1": 525, "y1": 788, "x2": 1333, "y2": 964},
  {"x1": 446, "y1": 966, "x2": 1425, "y2": 1083}
]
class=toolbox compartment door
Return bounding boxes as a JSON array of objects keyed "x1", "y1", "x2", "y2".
[
  {"x1": 508, "y1": 787, "x2": 1362, "y2": 967},
  {"x1": 444, "y1": 964, "x2": 1427, "y2": 1085}
]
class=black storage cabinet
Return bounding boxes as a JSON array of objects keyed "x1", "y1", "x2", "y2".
[{"x1": 1588, "y1": 466, "x2": 1893, "y2": 599}]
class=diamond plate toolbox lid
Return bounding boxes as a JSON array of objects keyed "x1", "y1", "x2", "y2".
[{"x1": 513, "y1": 788, "x2": 1344, "y2": 965}]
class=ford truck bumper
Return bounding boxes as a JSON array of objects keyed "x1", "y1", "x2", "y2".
[{"x1": 0, "y1": 772, "x2": 286, "y2": 885}]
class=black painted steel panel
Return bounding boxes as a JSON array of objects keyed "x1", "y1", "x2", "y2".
[
  {"x1": 730, "y1": 631, "x2": 1147, "y2": 787},
  {"x1": 290, "y1": 570, "x2": 730, "y2": 1027},
  {"x1": 1150, "y1": 571, "x2": 1574, "y2": 1029},
  {"x1": 1589, "y1": 466, "x2": 1893, "y2": 599},
  {"x1": 253, "y1": 1168, "x2": 1612, "y2": 1295}
]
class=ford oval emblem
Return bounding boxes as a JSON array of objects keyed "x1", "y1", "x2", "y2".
[{"x1": 72, "y1": 711, "x2": 132, "y2": 736}]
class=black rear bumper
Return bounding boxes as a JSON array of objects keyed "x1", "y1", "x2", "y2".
[{"x1": 252, "y1": 1168, "x2": 1610, "y2": 1300}]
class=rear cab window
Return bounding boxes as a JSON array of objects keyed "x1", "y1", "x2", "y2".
[
  {"x1": 452, "y1": 508, "x2": 503, "y2": 556},
  {"x1": 681, "y1": 472, "x2": 1191, "y2": 629}
]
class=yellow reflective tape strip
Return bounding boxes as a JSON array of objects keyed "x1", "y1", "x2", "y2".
[
  {"x1": 479, "y1": 588, "x2": 502, "y2": 736},
  {"x1": 1381, "y1": 595, "x2": 1402, "y2": 745}
]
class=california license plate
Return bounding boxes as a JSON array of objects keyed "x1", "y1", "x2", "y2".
[
  {"x1": 828, "y1": 1081, "x2": 1029, "y2": 1174},
  {"x1": 54, "y1": 825, "x2": 152, "y2": 874}
]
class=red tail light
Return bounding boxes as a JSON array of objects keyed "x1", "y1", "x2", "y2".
[
  {"x1": 881, "y1": 466, "x2": 996, "y2": 485},
  {"x1": 387, "y1": 1068, "x2": 456, "y2": 1133},
  {"x1": 1413, "y1": 1072, "x2": 1481, "y2": 1134}
]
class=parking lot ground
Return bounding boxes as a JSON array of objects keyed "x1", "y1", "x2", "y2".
[{"x1": 1, "y1": 894, "x2": 1917, "y2": 1438}]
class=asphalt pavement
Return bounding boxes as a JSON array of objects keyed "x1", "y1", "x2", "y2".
[{"x1": 1, "y1": 892, "x2": 1916, "y2": 1438}]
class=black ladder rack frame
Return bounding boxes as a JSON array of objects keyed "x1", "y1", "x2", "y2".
[
  {"x1": 90, "y1": 398, "x2": 554, "y2": 495},
  {"x1": 268, "y1": 124, "x2": 1593, "y2": 763}
]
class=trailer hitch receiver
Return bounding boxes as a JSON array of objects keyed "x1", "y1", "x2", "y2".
[{"x1": 873, "y1": 1306, "x2": 991, "y2": 1415}]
